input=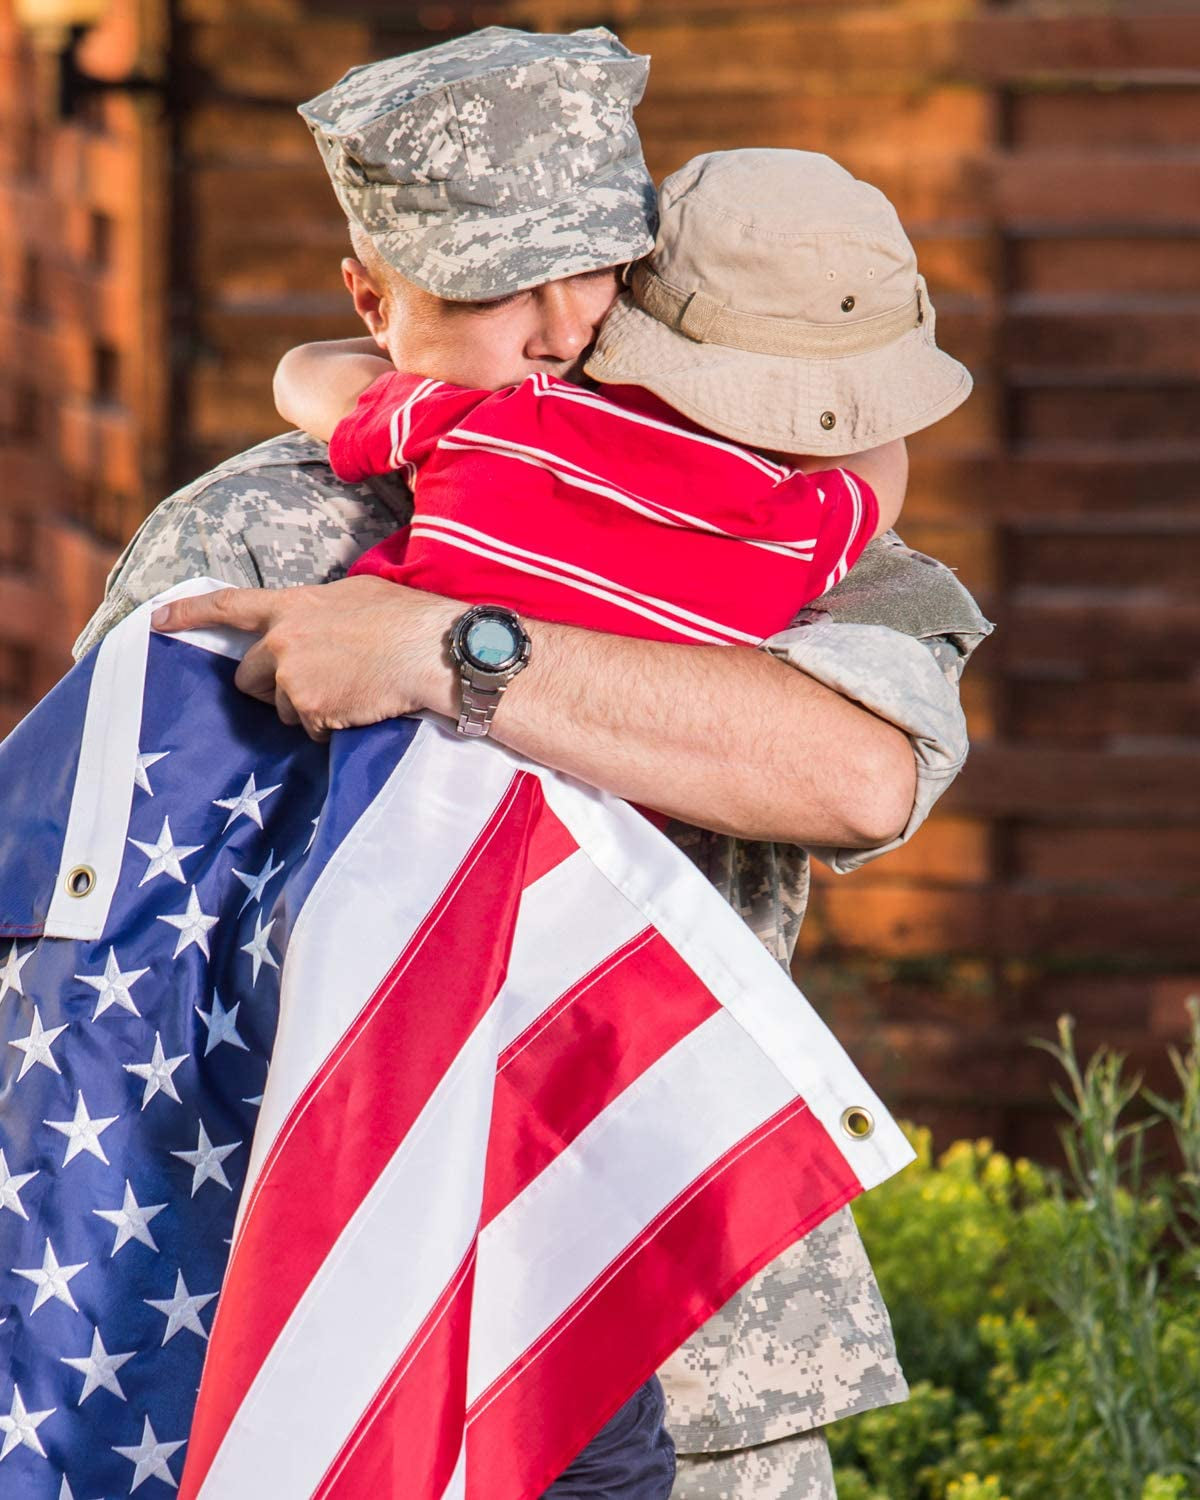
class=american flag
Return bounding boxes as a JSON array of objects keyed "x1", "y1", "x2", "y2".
[{"x1": 0, "y1": 581, "x2": 914, "y2": 1499}]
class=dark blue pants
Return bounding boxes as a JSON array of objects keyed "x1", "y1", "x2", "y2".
[{"x1": 541, "y1": 1376, "x2": 676, "y2": 1498}]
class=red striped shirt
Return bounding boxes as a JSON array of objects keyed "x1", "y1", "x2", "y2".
[{"x1": 331, "y1": 371, "x2": 878, "y2": 646}]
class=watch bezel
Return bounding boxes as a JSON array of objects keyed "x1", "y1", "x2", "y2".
[{"x1": 449, "y1": 605, "x2": 531, "y2": 678}]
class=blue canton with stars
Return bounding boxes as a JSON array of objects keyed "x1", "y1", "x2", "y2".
[{"x1": 0, "y1": 631, "x2": 417, "y2": 1496}]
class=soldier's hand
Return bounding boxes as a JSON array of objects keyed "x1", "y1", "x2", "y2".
[{"x1": 151, "y1": 578, "x2": 461, "y2": 741}]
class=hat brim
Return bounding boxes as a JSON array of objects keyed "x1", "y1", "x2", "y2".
[
  {"x1": 584, "y1": 290, "x2": 972, "y2": 455},
  {"x1": 358, "y1": 160, "x2": 656, "y2": 302}
]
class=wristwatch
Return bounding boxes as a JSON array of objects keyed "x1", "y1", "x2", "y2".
[{"x1": 448, "y1": 604, "x2": 532, "y2": 738}]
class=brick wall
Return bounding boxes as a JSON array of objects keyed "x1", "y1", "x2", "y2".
[
  {"x1": 0, "y1": 0, "x2": 171, "y2": 726},
  {"x1": 2, "y1": 0, "x2": 1197, "y2": 1154}
]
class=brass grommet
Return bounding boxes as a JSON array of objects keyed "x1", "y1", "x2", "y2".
[
  {"x1": 820, "y1": 410, "x2": 837, "y2": 431},
  {"x1": 840, "y1": 1105, "x2": 875, "y2": 1140},
  {"x1": 841, "y1": 295, "x2": 856, "y2": 312},
  {"x1": 66, "y1": 865, "x2": 96, "y2": 899}
]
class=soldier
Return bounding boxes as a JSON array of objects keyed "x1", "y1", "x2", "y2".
[{"x1": 78, "y1": 26, "x2": 993, "y2": 1500}]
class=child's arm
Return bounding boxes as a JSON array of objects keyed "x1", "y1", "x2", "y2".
[
  {"x1": 798, "y1": 437, "x2": 908, "y2": 540},
  {"x1": 273, "y1": 338, "x2": 392, "y2": 443}
]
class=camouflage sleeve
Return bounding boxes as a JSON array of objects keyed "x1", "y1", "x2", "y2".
[
  {"x1": 760, "y1": 531, "x2": 995, "y2": 874},
  {"x1": 71, "y1": 489, "x2": 260, "y2": 660},
  {"x1": 71, "y1": 434, "x2": 407, "y2": 662}
]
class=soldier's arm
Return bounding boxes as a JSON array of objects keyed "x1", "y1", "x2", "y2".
[
  {"x1": 479, "y1": 537, "x2": 989, "y2": 853},
  {"x1": 152, "y1": 534, "x2": 990, "y2": 850}
]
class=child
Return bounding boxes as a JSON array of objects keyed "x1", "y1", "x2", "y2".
[{"x1": 274, "y1": 150, "x2": 970, "y2": 651}]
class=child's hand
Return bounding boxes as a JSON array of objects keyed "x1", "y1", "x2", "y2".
[{"x1": 273, "y1": 338, "x2": 393, "y2": 444}]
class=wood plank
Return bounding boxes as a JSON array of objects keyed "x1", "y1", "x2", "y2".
[
  {"x1": 193, "y1": 301, "x2": 359, "y2": 363},
  {"x1": 908, "y1": 454, "x2": 1200, "y2": 521},
  {"x1": 801, "y1": 881, "x2": 1200, "y2": 961},
  {"x1": 996, "y1": 591, "x2": 1200, "y2": 671},
  {"x1": 1012, "y1": 677, "x2": 1200, "y2": 742},
  {"x1": 1010, "y1": 525, "x2": 1200, "y2": 592},
  {"x1": 1013, "y1": 824, "x2": 1200, "y2": 884},
  {"x1": 1009, "y1": 83, "x2": 1200, "y2": 151},
  {"x1": 1004, "y1": 297, "x2": 1200, "y2": 379},
  {"x1": 995, "y1": 154, "x2": 1200, "y2": 231},
  {"x1": 187, "y1": 19, "x2": 372, "y2": 101},
  {"x1": 1013, "y1": 384, "x2": 1200, "y2": 446},
  {"x1": 964, "y1": 12, "x2": 1200, "y2": 78},
  {"x1": 187, "y1": 162, "x2": 344, "y2": 236},
  {"x1": 1011, "y1": 236, "x2": 1200, "y2": 297},
  {"x1": 635, "y1": 85, "x2": 993, "y2": 157},
  {"x1": 946, "y1": 745, "x2": 1200, "y2": 820}
]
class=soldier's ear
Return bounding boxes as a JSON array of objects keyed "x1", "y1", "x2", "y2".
[{"x1": 342, "y1": 257, "x2": 389, "y2": 344}]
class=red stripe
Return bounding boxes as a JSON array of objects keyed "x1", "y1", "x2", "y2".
[
  {"x1": 482, "y1": 930, "x2": 718, "y2": 1221},
  {"x1": 179, "y1": 773, "x2": 542, "y2": 1500},
  {"x1": 315, "y1": 1241, "x2": 477, "y2": 1500},
  {"x1": 466, "y1": 1101, "x2": 861, "y2": 1500},
  {"x1": 520, "y1": 801, "x2": 578, "y2": 889}
]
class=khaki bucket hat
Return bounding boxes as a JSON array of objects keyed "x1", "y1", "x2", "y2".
[{"x1": 585, "y1": 149, "x2": 971, "y2": 455}]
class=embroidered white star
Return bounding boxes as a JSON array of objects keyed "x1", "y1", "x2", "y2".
[
  {"x1": 145, "y1": 1269, "x2": 217, "y2": 1344},
  {"x1": 8, "y1": 1005, "x2": 68, "y2": 1081},
  {"x1": 113, "y1": 1415, "x2": 186, "y2": 1489},
  {"x1": 231, "y1": 848, "x2": 284, "y2": 914},
  {"x1": 76, "y1": 947, "x2": 150, "y2": 1021},
  {"x1": 123, "y1": 1032, "x2": 188, "y2": 1109},
  {"x1": 133, "y1": 748, "x2": 169, "y2": 796},
  {"x1": 61, "y1": 1326, "x2": 135, "y2": 1404},
  {"x1": 156, "y1": 886, "x2": 218, "y2": 959},
  {"x1": 170, "y1": 1120, "x2": 240, "y2": 1196},
  {"x1": 305, "y1": 815, "x2": 320, "y2": 852},
  {"x1": 0, "y1": 1148, "x2": 37, "y2": 1219},
  {"x1": 194, "y1": 990, "x2": 247, "y2": 1054},
  {"x1": 93, "y1": 1179, "x2": 167, "y2": 1256},
  {"x1": 59, "y1": 1476, "x2": 75, "y2": 1500},
  {"x1": 0, "y1": 940, "x2": 33, "y2": 1005},
  {"x1": 241, "y1": 912, "x2": 279, "y2": 986},
  {"x1": 44, "y1": 1092, "x2": 119, "y2": 1167},
  {"x1": 213, "y1": 771, "x2": 281, "y2": 832},
  {"x1": 128, "y1": 815, "x2": 202, "y2": 887},
  {"x1": 0, "y1": 1383, "x2": 55, "y2": 1461},
  {"x1": 13, "y1": 1238, "x2": 88, "y2": 1314}
]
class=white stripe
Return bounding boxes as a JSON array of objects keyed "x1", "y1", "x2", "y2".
[
  {"x1": 823, "y1": 468, "x2": 864, "y2": 594},
  {"x1": 467, "y1": 1008, "x2": 799, "y2": 1406},
  {"x1": 440, "y1": 431, "x2": 817, "y2": 558},
  {"x1": 409, "y1": 519, "x2": 752, "y2": 646},
  {"x1": 530, "y1": 376, "x2": 793, "y2": 482},
  {"x1": 413, "y1": 515, "x2": 759, "y2": 642},
  {"x1": 198, "y1": 993, "x2": 502, "y2": 1499},
  {"x1": 45, "y1": 598, "x2": 153, "y2": 940},
  {"x1": 389, "y1": 376, "x2": 440, "y2": 476},
  {"x1": 496, "y1": 849, "x2": 650, "y2": 1053},
  {"x1": 535, "y1": 768, "x2": 915, "y2": 1190},
  {"x1": 234, "y1": 719, "x2": 519, "y2": 1224},
  {"x1": 46, "y1": 571, "x2": 296, "y2": 938}
]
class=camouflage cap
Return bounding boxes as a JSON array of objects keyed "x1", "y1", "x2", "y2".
[{"x1": 298, "y1": 26, "x2": 657, "y2": 301}]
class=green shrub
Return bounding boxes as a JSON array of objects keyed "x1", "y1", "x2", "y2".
[{"x1": 827, "y1": 999, "x2": 1200, "y2": 1500}]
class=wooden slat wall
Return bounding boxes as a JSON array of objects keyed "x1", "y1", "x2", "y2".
[{"x1": 2, "y1": 0, "x2": 1197, "y2": 1152}]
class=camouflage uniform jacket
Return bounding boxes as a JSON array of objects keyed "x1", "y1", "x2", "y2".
[{"x1": 74, "y1": 431, "x2": 994, "y2": 1454}]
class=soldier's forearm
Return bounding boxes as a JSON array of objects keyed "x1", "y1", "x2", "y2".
[{"x1": 473, "y1": 619, "x2": 917, "y2": 847}]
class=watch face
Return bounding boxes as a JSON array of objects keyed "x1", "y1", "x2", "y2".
[{"x1": 464, "y1": 613, "x2": 521, "y2": 671}]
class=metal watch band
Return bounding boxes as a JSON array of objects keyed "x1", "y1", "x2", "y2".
[{"x1": 457, "y1": 672, "x2": 506, "y2": 738}]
